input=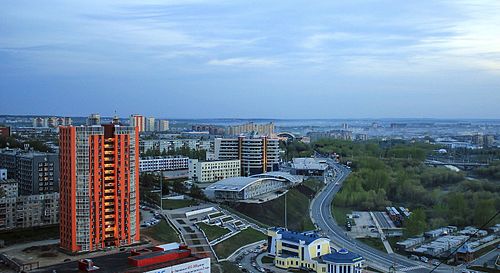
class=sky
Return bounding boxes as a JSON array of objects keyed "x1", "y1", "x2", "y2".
[{"x1": 1, "y1": 0, "x2": 500, "y2": 119}]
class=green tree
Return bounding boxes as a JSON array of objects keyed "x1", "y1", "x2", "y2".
[
  {"x1": 473, "y1": 199, "x2": 497, "y2": 228},
  {"x1": 404, "y1": 209, "x2": 427, "y2": 237}
]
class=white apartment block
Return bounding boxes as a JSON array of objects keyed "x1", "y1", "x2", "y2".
[
  {"x1": 156, "y1": 119, "x2": 170, "y2": 131},
  {"x1": 145, "y1": 117, "x2": 156, "y2": 132},
  {"x1": 0, "y1": 191, "x2": 59, "y2": 230},
  {"x1": 140, "y1": 139, "x2": 213, "y2": 154},
  {"x1": 188, "y1": 159, "x2": 241, "y2": 183},
  {"x1": 139, "y1": 156, "x2": 189, "y2": 172}
]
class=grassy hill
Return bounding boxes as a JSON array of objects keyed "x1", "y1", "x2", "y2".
[{"x1": 230, "y1": 179, "x2": 322, "y2": 231}]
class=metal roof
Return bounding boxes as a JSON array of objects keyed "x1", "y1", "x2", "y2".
[
  {"x1": 206, "y1": 172, "x2": 302, "y2": 192},
  {"x1": 291, "y1": 158, "x2": 328, "y2": 171}
]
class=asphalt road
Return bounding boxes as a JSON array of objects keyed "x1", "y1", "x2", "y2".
[{"x1": 309, "y1": 159, "x2": 453, "y2": 273}]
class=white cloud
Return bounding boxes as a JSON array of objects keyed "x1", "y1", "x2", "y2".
[{"x1": 207, "y1": 57, "x2": 278, "y2": 67}]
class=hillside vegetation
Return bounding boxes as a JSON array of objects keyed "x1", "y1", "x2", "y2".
[{"x1": 310, "y1": 139, "x2": 500, "y2": 237}]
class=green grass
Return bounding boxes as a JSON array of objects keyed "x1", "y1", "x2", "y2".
[
  {"x1": 213, "y1": 228, "x2": 266, "y2": 259},
  {"x1": 197, "y1": 222, "x2": 230, "y2": 241},
  {"x1": 261, "y1": 255, "x2": 274, "y2": 264},
  {"x1": 303, "y1": 178, "x2": 324, "y2": 193},
  {"x1": 357, "y1": 237, "x2": 386, "y2": 252},
  {"x1": 331, "y1": 206, "x2": 352, "y2": 227},
  {"x1": 231, "y1": 187, "x2": 315, "y2": 231},
  {"x1": 0, "y1": 225, "x2": 59, "y2": 246},
  {"x1": 142, "y1": 219, "x2": 180, "y2": 243},
  {"x1": 209, "y1": 212, "x2": 224, "y2": 218},
  {"x1": 219, "y1": 261, "x2": 245, "y2": 273},
  {"x1": 162, "y1": 198, "x2": 199, "y2": 209},
  {"x1": 221, "y1": 206, "x2": 270, "y2": 228}
]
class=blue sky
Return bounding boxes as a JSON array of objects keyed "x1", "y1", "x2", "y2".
[{"x1": 1, "y1": 0, "x2": 499, "y2": 119}]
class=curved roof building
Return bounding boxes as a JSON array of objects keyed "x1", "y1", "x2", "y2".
[{"x1": 204, "y1": 172, "x2": 302, "y2": 202}]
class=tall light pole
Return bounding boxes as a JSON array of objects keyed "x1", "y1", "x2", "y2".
[{"x1": 159, "y1": 171, "x2": 163, "y2": 210}]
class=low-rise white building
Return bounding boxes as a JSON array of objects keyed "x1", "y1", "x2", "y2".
[
  {"x1": 139, "y1": 156, "x2": 189, "y2": 172},
  {"x1": 188, "y1": 159, "x2": 241, "y2": 183}
]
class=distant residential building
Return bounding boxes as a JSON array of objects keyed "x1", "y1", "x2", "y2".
[
  {"x1": 471, "y1": 134, "x2": 483, "y2": 146},
  {"x1": 33, "y1": 117, "x2": 72, "y2": 128},
  {"x1": 0, "y1": 169, "x2": 6, "y2": 180},
  {"x1": 191, "y1": 125, "x2": 224, "y2": 135},
  {"x1": 390, "y1": 123, "x2": 407, "y2": 129},
  {"x1": 130, "y1": 114, "x2": 146, "y2": 132},
  {"x1": 145, "y1": 117, "x2": 155, "y2": 132},
  {"x1": 139, "y1": 156, "x2": 189, "y2": 172},
  {"x1": 0, "y1": 148, "x2": 59, "y2": 195},
  {"x1": 214, "y1": 136, "x2": 280, "y2": 176},
  {"x1": 483, "y1": 135, "x2": 495, "y2": 147},
  {"x1": 0, "y1": 126, "x2": 10, "y2": 137},
  {"x1": 0, "y1": 190, "x2": 59, "y2": 231},
  {"x1": 355, "y1": 134, "x2": 368, "y2": 141},
  {"x1": 0, "y1": 179, "x2": 18, "y2": 198},
  {"x1": 156, "y1": 119, "x2": 170, "y2": 131},
  {"x1": 59, "y1": 124, "x2": 140, "y2": 253},
  {"x1": 87, "y1": 113, "x2": 101, "y2": 125},
  {"x1": 307, "y1": 130, "x2": 352, "y2": 142},
  {"x1": 204, "y1": 172, "x2": 302, "y2": 202},
  {"x1": 33, "y1": 117, "x2": 46, "y2": 127},
  {"x1": 227, "y1": 122, "x2": 275, "y2": 136},
  {"x1": 267, "y1": 227, "x2": 364, "y2": 273},
  {"x1": 188, "y1": 159, "x2": 240, "y2": 183}
]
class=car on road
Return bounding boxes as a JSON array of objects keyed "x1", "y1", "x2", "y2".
[{"x1": 420, "y1": 256, "x2": 429, "y2": 263}]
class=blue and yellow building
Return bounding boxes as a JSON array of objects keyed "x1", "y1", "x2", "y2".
[{"x1": 267, "y1": 227, "x2": 364, "y2": 273}]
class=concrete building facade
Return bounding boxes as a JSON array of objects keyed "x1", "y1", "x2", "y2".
[
  {"x1": 0, "y1": 179, "x2": 18, "y2": 198},
  {"x1": 227, "y1": 122, "x2": 275, "y2": 136},
  {"x1": 214, "y1": 136, "x2": 280, "y2": 176},
  {"x1": 139, "y1": 156, "x2": 189, "y2": 172},
  {"x1": 0, "y1": 189, "x2": 59, "y2": 231},
  {"x1": 188, "y1": 159, "x2": 240, "y2": 183},
  {"x1": 0, "y1": 168, "x2": 6, "y2": 180},
  {"x1": 0, "y1": 148, "x2": 59, "y2": 195},
  {"x1": 59, "y1": 124, "x2": 140, "y2": 253},
  {"x1": 145, "y1": 117, "x2": 155, "y2": 132},
  {"x1": 156, "y1": 119, "x2": 170, "y2": 131}
]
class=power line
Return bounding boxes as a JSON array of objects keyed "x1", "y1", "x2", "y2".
[{"x1": 429, "y1": 210, "x2": 500, "y2": 273}]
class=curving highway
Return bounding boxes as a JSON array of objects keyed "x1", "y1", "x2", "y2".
[{"x1": 310, "y1": 159, "x2": 453, "y2": 273}]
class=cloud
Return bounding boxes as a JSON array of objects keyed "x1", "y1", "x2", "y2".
[{"x1": 207, "y1": 57, "x2": 278, "y2": 67}]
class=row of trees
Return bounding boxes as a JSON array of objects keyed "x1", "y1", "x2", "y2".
[{"x1": 0, "y1": 136, "x2": 53, "y2": 153}]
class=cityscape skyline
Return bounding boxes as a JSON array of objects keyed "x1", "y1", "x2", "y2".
[{"x1": 2, "y1": 1, "x2": 500, "y2": 119}]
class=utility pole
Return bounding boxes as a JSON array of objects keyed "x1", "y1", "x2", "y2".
[
  {"x1": 159, "y1": 171, "x2": 163, "y2": 210},
  {"x1": 284, "y1": 191, "x2": 287, "y2": 229}
]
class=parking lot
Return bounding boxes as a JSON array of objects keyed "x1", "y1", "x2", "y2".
[{"x1": 348, "y1": 211, "x2": 378, "y2": 238}]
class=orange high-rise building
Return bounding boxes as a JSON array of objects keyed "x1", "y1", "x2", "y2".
[{"x1": 59, "y1": 124, "x2": 140, "y2": 253}]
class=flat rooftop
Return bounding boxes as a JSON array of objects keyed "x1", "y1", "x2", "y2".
[{"x1": 33, "y1": 251, "x2": 206, "y2": 273}]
